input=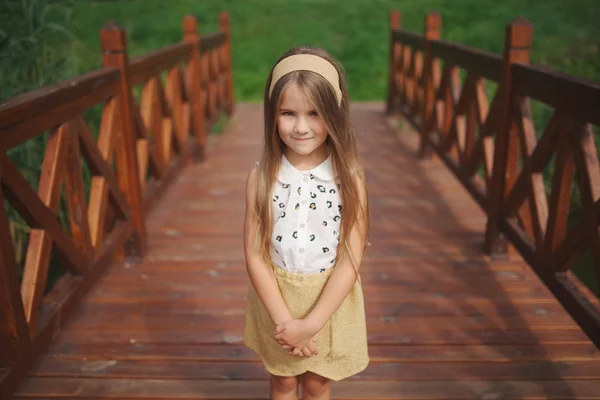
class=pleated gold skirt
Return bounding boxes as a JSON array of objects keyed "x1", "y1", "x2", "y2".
[{"x1": 243, "y1": 265, "x2": 369, "y2": 381}]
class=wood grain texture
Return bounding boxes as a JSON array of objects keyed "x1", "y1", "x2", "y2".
[
  {"x1": 10, "y1": 103, "x2": 600, "y2": 399},
  {"x1": 392, "y1": 18, "x2": 600, "y2": 347},
  {"x1": 0, "y1": 166, "x2": 30, "y2": 367},
  {"x1": 1, "y1": 16, "x2": 233, "y2": 398}
]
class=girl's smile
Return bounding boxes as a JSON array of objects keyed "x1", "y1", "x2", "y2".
[
  {"x1": 246, "y1": 48, "x2": 370, "y2": 395},
  {"x1": 277, "y1": 83, "x2": 329, "y2": 168}
]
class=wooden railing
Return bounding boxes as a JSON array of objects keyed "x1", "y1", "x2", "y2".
[
  {"x1": 387, "y1": 10, "x2": 600, "y2": 347},
  {"x1": 0, "y1": 12, "x2": 233, "y2": 397}
]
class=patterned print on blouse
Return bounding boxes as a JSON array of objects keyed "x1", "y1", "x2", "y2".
[{"x1": 270, "y1": 154, "x2": 342, "y2": 274}]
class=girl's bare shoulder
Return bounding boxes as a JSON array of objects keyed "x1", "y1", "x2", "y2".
[{"x1": 246, "y1": 162, "x2": 260, "y2": 191}]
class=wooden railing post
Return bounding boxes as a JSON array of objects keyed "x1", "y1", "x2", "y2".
[
  {"x1": 386, "y1": 10, "x2": 401, "y2": 115},
  {"x1": 419, "y1": 11, "x2": 441, "y2": 159},
  {"x1": 100, "y1": 22, "x2": 147, "y2": 258},
  {"x1": 0, "y1": 165, "x2": 30, "y2": 367},
  {"x1": 484, "y1": 17, "x2": 533, "y2": 257},
  {"x1": 220, "y1": 12, "x2": 235, "y2": 115},
  {"x1": 183, "y1": 15, "x2": 207, "y2": 161}
]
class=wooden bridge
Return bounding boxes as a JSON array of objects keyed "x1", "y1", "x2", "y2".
[{"x1": 2, "y1": 9, "x2": 600, "y2": 400}]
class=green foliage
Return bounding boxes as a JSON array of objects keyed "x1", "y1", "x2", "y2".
[
  {"x1": 65, "y1": 0, "x2": 599, "y2": 101},
  {"x1": 0, "y1": 0, "x2": 77, "y2": 100}
]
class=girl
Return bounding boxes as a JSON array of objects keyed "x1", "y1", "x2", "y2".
[{"x1": 243, "y1": 46, "x2": 370, "y2": 400}]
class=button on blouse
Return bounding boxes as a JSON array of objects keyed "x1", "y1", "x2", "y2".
[{"x1": 270, "y1": 154, "x2": 342, "y2": 274}]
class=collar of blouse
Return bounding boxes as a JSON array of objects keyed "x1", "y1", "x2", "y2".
[{"x1": 277, "y1": 154, "x2": 335, "y2": 184}]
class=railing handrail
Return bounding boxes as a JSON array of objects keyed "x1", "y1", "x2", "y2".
[
  {"x1": 0, "y1": 11, "x2": 234, "y2": 399},
  {"x1": 387, "y1": 10, "x2": 600, "y2": 348}
]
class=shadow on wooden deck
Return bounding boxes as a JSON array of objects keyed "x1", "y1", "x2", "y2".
[{"x1": 12, "y1": 103, "x2": 600, "y2": 399}]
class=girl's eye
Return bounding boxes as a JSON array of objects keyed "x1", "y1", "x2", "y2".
[
  {"x1": 282, "y1": 111, "x2": 293, "y2": 116},
  {"x1": 310, "y1": 111, "x2": 319, "y2": 117}
]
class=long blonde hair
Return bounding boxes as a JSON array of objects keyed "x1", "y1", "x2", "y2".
[{"x1": 253, "y1": 46, "x2": 369, "y2": 271}]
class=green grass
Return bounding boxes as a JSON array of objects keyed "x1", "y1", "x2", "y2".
[
  {"x1": 0, "y1": 0, "x2": 77, "y2": 100},
  {"x1": 65, "y1": 0, "x2": 599, "y2": 101}
]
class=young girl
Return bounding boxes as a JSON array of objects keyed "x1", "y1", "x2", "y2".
[{"x1": 243, "y1": 46, "x2": 370, "y2": 400}]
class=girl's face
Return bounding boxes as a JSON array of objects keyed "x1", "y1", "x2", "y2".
[{"x1": 276, "y1": 83, "x2": 328, "y2": 163}]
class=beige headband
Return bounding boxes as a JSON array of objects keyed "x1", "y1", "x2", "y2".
[{"x1": 268, "y1": 54, "x2": 343, "y2": 105}]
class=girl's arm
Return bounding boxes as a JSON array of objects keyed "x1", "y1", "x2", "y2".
[
  {"x1": 274, "y1": 176, "x2": 368, "y2": 348},
  {"x1": 304, "y1": 205, "x2": 366, "y2": 332},
  {"x1": 244, "y1": 166, "x2": 293, "y2": 326}
]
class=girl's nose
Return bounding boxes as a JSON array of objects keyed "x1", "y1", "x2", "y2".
[{"x1": 295, "y1": 117, "x2": 310, "y2": 134}]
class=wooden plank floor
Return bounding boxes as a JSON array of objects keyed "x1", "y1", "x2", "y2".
[{"x1": 13, "y1": 103, "x2": 600, "y2": 399}]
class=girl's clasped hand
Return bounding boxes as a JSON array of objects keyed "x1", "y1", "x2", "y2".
[
  {"x1": 242, "y1": 45, "x2": 371, "y2": 398},
  {"x1": 274, "y1": 319, "x2": 319, "y2": 357}
]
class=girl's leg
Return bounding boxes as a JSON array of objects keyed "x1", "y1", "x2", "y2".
[
  {"x1": 270, "y1": 374, "x2": 299, "y2": 400},
  {"x1": 300, "y1": 372, "x2": 331, "y2": 400}
]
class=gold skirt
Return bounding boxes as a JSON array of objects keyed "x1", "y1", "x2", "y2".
[{"x1": 243, "y1": 265, "x2": 369, "y2": 381}]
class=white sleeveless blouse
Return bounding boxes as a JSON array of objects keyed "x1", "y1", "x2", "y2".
[{"x1": 270, "y1": 155, "x2": 342, "y2": 274}]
